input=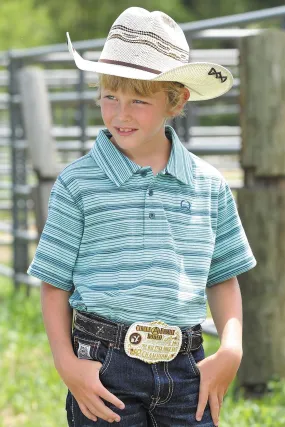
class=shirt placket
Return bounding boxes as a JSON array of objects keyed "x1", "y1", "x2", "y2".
[{"x1": 141, "y1": 169, "x2": 163, "y2": 249}]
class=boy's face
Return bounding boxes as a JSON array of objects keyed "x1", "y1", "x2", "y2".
[{"x1": 99, "y1": 87, "x2": 173, "y2": 152}]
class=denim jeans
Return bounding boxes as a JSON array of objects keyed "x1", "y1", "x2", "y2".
[{"x1": 66, "y1": 311, "x2": 214, "y2": 427}]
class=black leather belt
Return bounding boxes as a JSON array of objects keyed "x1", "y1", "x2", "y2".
[{"x1": 74, "y1": 311, "x2": 203, "y2": 353}]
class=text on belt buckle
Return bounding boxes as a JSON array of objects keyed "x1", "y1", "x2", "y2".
[{"x1": 124, "y1": 320, "x2": 182, "y2": 364}]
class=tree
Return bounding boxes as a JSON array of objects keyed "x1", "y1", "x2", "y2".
[
  {"x1": 2, "y1": 0, "x2": 284, "y2": 50},
  {"x1": 182, "y1": 0, "x2": 285, "y2": 20},
  {"x1": 34, "y1": 0, "x2": 195, "y2": 43},
  {"x1": 0, "y1": 0, "x2": 51, "y2": 50}
]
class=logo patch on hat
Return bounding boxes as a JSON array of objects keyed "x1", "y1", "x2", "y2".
[{"x1": 208, "y1": 67, "x2": 227, "y2": 83}]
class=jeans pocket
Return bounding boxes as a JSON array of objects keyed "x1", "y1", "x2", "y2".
[
  {"x1": 187, "y1": 351, "x2": 201, "y2": 376},
  {"x1": 185, "y1": 344, "x2": 205, "y2": 377},
  {"x1": 73, "y1": 334, "x2": 114, "y2": 376}
]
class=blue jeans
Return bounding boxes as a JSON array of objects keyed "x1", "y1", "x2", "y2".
[{"x1": 66, "y1": 312, "x2": 214, "y2": 426}]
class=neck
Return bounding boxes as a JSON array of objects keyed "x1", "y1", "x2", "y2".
[{"x1": 110, "y1": 127, "x2": 172, "y2": 174}]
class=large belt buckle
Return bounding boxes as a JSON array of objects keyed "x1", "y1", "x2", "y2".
[{"x1": 124, "y1": 320, "x2": 182, "y2": 364}]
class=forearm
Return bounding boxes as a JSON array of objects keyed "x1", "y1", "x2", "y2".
[
  {"x1": 206, "y1": 276, "x2": 243, "y2": 355},
  {"x1": 41, "y1": 282, "x2": 77, "y2": 375}
]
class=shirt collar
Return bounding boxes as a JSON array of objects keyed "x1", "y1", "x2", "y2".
[
  {"x1": 90, "y1": 128, "x2": 140, "y2": 187},
  {"x1": 90, "y1": 125, "x2": 194, "y2": 187},
  {"x1": 163, "y1": 126, "x2": 194, "y2": 186}
]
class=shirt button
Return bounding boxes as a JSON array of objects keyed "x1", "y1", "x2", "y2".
[
  {"x1": 149, "y1": 189, "x2": 154, "y2": 196},
  {"x1": 141, "y1": 170, "x2": 147, "y2": 177},
  {"x1": 149, "y1": 212, "x2": 155, "y2": 219}
]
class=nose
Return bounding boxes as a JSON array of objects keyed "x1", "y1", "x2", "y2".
[{"x1": 117, "y1": 102, "x2": 132, "y2": 122}]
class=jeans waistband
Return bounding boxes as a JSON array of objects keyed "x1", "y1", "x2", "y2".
[{"x1": 73, "y1": 310, "x2": 203, "y2": 353}]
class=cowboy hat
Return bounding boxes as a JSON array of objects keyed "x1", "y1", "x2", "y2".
[{"x1": 66, "y1": 7, "x2": 233, "y2": 101}]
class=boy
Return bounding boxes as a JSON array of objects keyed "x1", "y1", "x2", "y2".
[{"x1": 27, "y1": 7, "x2": 256, "y2": 427}]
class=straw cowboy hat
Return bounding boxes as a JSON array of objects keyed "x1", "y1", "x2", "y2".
[{"x1": 66, "y1": 7, "x2": 233, "y2": 101}]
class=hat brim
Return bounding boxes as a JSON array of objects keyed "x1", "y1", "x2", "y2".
[{"x1": 66, "y1": 32, "x2": 233, "y2": 102}]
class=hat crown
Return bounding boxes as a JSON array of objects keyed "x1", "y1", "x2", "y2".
[
  {"x1": 99, "y1": 7, "x2": 190, "y2": 74},
  {"x1": 66, "y1": 7, "x2": 234, "y2": 101}
]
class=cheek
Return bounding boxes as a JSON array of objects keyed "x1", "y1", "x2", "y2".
[
  {"x1": 100, "y1": 103, "x2": 166, "y2": 127},
  {"x1": 100, "y1": 104, "x2": 113, "y2": 123},
  {"x1": 136, "y1": 107, "x2": 165, "y2": 125}
]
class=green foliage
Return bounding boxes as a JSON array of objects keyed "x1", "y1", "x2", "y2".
[
  {"x1": 182, "y1": 0, "x2": 285, "y2": 20},
  {"x1": 1, "y1": 0, "x2": 284, "y2": 50},
  {"x1": 0, "y1": 277, "x2": 285, "y2": 426},
  {"x1": 204, "y1": 336, "x2": 285, "y2": 426},
  {"x1": 0, "y1": 278, "x2": 67, "y2": 427},
  {"x1": 34, "y1": 0, "x2": 194, "y2": 43},
  {"x1": 0, "y1": 0, "x2": 52, "y2": 50}
]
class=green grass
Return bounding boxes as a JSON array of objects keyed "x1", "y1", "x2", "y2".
[
  {"x1": 0, "y1": 277, "x2": 285, "y2": 426},
  {"x1": 0, "y1": 277, "x2": 67, "y2": 427}
]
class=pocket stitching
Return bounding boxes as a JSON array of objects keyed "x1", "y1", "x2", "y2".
[
  {"x1": 187, "y1": 352, "x2": 200, "y2": 376},
  {"x1": 73, "y1": 335, "x2": 114, "y2": 376},
  {"x1": 71, "y1": 394, "x2": 76, "y2": 427},
  {"x1": 100, "y1": 343, "x2": 114, "y2": 376},
  {"x1": 93, "y1": 340, "x2": 100, "y2": 360}
]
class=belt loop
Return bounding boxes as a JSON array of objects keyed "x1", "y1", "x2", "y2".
[
  {"x1": 186, "y1": 330, "x2": 193, "y2": 353},
  {"x1": 114, "y1": 323, "x2": 124, "y2": 350},
  {"x1": 72, "y1": 310, "x2": 76, "y2": 330}
]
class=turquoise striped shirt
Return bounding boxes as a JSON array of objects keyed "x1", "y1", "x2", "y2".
[{"x1": 27, "y1": 126, "x2": 256, "y2": 327}]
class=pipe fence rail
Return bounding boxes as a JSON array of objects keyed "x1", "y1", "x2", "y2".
[{"x1": 1, "y1": 7, "x2": 285, "y2": 327}]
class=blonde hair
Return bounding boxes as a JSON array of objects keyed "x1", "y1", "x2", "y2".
[{"x1": 90, "y1": 74, "x2": 188, "y2": 119}]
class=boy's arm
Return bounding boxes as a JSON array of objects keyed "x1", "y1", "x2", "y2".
[
  {"x1": 207, "y1": 276, "x2": 243, "y2": 355},
  {"x1": 41, "y1": 282, "x2": 75, "y2": 372},
  {"x1": 195, "y1": 276, "x2": 243, "y2": 426},
  {"x1": 41, "y1": 282, "x2": 125, "y2": 423}
]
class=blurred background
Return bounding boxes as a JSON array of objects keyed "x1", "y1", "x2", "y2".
[
  {"x1": 1, "y1": 1, "x2": 285, "y2": 426},
  {"x1": 0, "y1": 0, "x2": 284, "y2": 49}
]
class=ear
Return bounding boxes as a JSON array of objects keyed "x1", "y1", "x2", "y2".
[
  {"x1": 180, "y1": 87, "x2": 190, "y2": 106},
  {"x1": 168, "y1": 87, "x2": 190, "y2": 118}
]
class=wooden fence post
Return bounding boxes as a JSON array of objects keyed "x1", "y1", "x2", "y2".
[
  {"x1": 237, "y1": 30, "x2": 285, "y2": 390},
  {"x1": 18, "y1": 67, "x2": 59, "y2": 234}
]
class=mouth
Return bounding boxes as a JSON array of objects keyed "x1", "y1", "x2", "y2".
[{"x1": 114, "y1": 127, "x2": 138, "y2": 136}]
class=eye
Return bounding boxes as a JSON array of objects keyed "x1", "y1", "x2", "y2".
[
  {"x1": 103, "y1": 95, "x2": 148, "y2": 104},
  {"x1": 133, "y1": 99, "x2": 147, "y2": 104}
]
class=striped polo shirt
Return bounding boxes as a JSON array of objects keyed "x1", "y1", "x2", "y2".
[{"x1": 27, "y1": 125, "x2": 256, "y2": 327}]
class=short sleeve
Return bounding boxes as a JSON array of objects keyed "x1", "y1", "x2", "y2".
[
  {"x1": 27, "y1": 176, "x2": 84, "y2": 291},
  {"x1": 207, "y1": 178, "x2": 256, "y2": 287}
]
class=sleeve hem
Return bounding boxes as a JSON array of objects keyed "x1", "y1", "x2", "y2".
[
  {"x1": 206, "y1": 259, "x2": 257, "y2": 287},
  {"x1": 27, "y1": 267, "x2": 73, "y2": 291}
]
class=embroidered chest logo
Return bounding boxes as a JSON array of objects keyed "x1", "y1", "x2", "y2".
[{"x1": 180, "y1": 200, "x2": 191, "y2": 212}]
